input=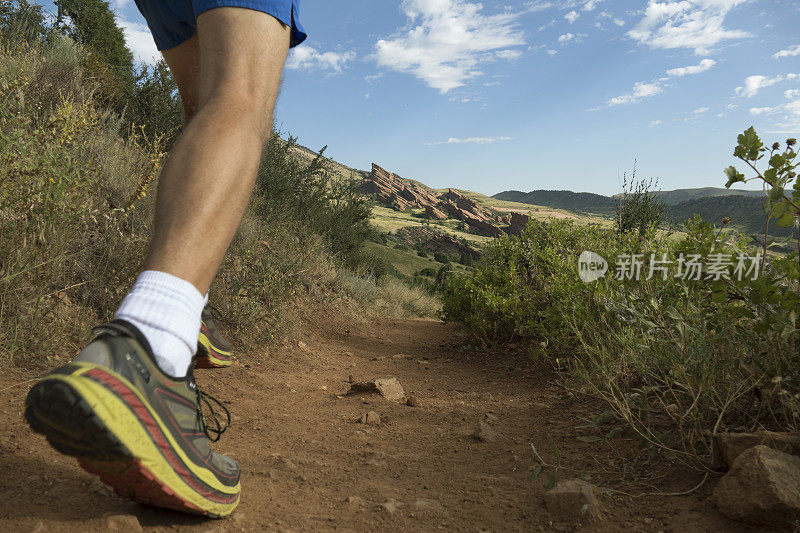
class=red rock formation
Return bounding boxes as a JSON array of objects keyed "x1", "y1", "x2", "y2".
[
  {"x1": 464, "y1": 216, "x2": 504, "y2": 237},
  {"x1": 424, "y1": 205, "x2": 447, "y2": 220},
  {"x1": 506, "y1": 212, "x2": 531, "y2": 235},
  {"x1": 362, "y1": 163, "x2": 504, "y2": 237},
  {"x1": 364, "y1": 164, "x2": 441, "y2": 212}
]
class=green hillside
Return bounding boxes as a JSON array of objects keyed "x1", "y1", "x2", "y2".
[
  {"x1": 649, "y1": 187, "x2": 763, "y2": 205},
  {"x1": 492, "y1": 190, "x2": 618, "y2": 214},
  {"x1": 667, "y1": 195, "x2": 797, "y2": 238}
]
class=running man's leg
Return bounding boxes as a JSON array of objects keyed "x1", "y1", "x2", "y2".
[
  {"x1": 115, "y1": 9, "x2": 290, "y2": 376},
  {"x1": 25, "y1": 7, "x2": 292, "y2": 517},
  {"x1": 145, "y1": 8, "x2": 289, "y2": 295},
  {"x1": 162, "y1": 34, "x2": 200, "y2": 121}
]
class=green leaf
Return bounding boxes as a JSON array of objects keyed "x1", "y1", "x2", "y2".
[
  {"x1": 544, "y1": 468, "x2": 558, "y2": 491},
  {"x1": 712, "y1": 290, "x2": 727, "y2": 303},
  {"x1": 778, "y1": 212, "x2": 795, "y2": 227},
  {"x1": 548, "y1": 435, "x2": 562, "y2": 464},
  {"x1": 769, "y1": 186, "x2": 785, "y2": 201},
  {"x1": 770, "y1": 153, "x2": 785, "y2": 168},
  {"x1": 530, "y1": 443, "x2": 544, "y2": 464},
  {"x1": 724, "y1": 166, "x2": 745, "y2": 188},
  {"x1": 576, "y1": 436, "x2": 602, "y2": 443},
  {"x1": 529, "y1": 465, "x2": 544, "y2": 481},
  {"x1": 735, "y1": 127, "x2": 763, "y2": 161}
]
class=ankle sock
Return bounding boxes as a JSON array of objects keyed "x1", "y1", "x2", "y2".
[{"x1": 114, "y1": 270, "x2": 205, "y2": 378}]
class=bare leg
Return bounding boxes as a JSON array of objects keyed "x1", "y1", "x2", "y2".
[
  {"x1": 161, "y1": 34, "x2": 200, "y2": 121},
  {"x1": 143, "y1": 8, "x2": 289, "y2": 294}
]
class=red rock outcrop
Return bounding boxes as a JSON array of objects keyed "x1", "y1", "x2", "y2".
[
  {"x1": 425, "y1": 205, "x2": 447, "y2": 220},
  {"x1": 362, "y1": 163, "x2": 504, "y2": 236},
  {"x1": 506, "y1": 212, "x2": 531, "y2": 235},
  {"x1": 363, "y1": 164, "x2": 441, "y2": 212},
  {"x1": 464, "y1": 216, "x2": 504, "y2": 237}
]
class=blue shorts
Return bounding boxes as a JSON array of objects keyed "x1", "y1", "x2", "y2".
[{"x1": 133, "y1": 0, "x2": 307, "y2": 51}]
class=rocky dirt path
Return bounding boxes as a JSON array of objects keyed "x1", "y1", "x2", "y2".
[{"x1": 0, "y1": 315, "x2": 767, "y2": 532}]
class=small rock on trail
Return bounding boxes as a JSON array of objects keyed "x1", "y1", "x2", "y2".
[
  {"x1": 713, "y1": 444, "x2": 800, "y2": 527},
  {"x1": 378, "y1": 499, "x2": 404, "y2": 515},
  {"x1": 406, "y1": 396, "x2": 420, "y2": 407},
  {"x1": 359, "y1": 411, "x2": 381, "y2": 426},
  {"x1": 105, "y1": 514, "x2": 142, "y2": 532},
  {"x1": 544, "y1": 479, "x2": 603, "y2": 523},
  {"x1": 712, "y1": 430, "x2": 800, "y2": 470},
  {"x1": 473, "y1": 420, "x2": 499, "y2": 442},
  {"x1": 347, "y1": 377, "x2": 405, "y2": 402}
]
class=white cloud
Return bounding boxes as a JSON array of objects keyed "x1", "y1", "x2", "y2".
[
  {"x1": 666, "y1": 58, "x2": 716, "y2": 77},
  {"x1": 565, "y1": 10, "x2": 580, "y2": 23},
  {"x1": 426, "y1": 136, "x2": 513, "y2": 145},
  {"x1": 524, "y1": 0, "x2": 555, "y2": 12},
  {"x1": 628, "y1": 0, "x2": 750, "y2": 55},
  {"x1": 582, "y1": 0, "x2": 603, "y2": 11},
  {"x1": 694, "y1": 106, "x2": 709, "y2": 114},
  {"x1": 649, "y1": 119, "x2": 662, "y2": 127},
  {"x1": 774, "y1": 45, "x2": 800, "y2": 59},
  {"x1": 605, "y1": 81, "x2": 664, "y2": 106},
  {"x1": 613, "y1": 17, "x2": 625, "y2": 26},
  {"x1": 117, "y1": 18, "x2": 159, "y2": 64},
  {"x1": 495, "y1": 49, "x2": 523, "y2": 60},
  {"x1": 547, "y1": 49, "x2": 557, "y2": 56},
  {"x1": 558, "y1": 33, "x2": 585, "y2": 44},
  {"x1": 539, "y1": 19, "x2": 556, "y2": 31},
  {"x1": 374, "y1": 0, "x2": 525, "y2": 93},
  {"x1": 746, "y1": 86, "x2": 800, "y2": 130},
  {"x1": 735, "y1": 74, "x2": 799, "y2": 97},
  {"x1": 286, "y1": 45, "x2": 355, "y2": 73}
]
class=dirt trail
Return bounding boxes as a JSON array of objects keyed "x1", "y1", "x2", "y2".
[{"x1": 0, "y1": 315, "x2": 762, "y2": 532}]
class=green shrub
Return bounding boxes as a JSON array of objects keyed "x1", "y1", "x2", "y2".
[
  {"x1": 442, "y1": 176, "x2": 799, "y2": 466},
  {"x1": 255, "y1": 135, "x2": 374, "y2": 264},
  {"x1": 615, "y1": 165, "x2": 664, "y2": 237},
  {"x1": 128, "y1": 60, "x2": 183, "y2": 145}
]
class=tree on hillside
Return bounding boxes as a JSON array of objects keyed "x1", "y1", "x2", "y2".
[
  {"x1": 129, "y1": 60, "x2": 184, "y2": 144},
  {"x1": 0, "y1": 0, "x2": 48, "y2": 43},
  {"x1": 55, "y1": 0, "x2": 134, "y2": 98}
]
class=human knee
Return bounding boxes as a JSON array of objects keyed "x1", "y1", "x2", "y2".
[{"x1": 201, "y1": 89, "x2": 272, "y2": 141}]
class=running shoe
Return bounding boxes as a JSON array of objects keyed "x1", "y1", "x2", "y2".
[
  {"x1": 196, "y1": 304, "x2": 233, "y2": 368},
  {"x1": 25, "y1": 320, "x2": 241, "y2": 516}
]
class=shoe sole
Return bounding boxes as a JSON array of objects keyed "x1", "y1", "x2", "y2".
[
  {"x1": 197, "y1": 332, "x2": 232, "y2": 369},
  {"x1": 25, "y1": 364, "x2": 240, "y2": 517}
]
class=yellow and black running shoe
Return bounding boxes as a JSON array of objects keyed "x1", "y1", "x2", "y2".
[
  {"x1": 196, "y1": 304, "x2": 233, "y2": 369},
  {"x1": 25, "y1": 320, "x2": 241, "y2": 517}
]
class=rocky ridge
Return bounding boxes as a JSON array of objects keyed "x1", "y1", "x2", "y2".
[{"x1": 363, "y1": 163, "x2": 529, "y2": 238}]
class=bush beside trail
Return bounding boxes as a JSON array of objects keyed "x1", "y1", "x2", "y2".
[{"x1": 442, "y1": 213, "x2": 799, "y2": 468}]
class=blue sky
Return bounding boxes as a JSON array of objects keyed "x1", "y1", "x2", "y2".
[{"x1": 107, "y1": 1, "x2": 800, "y2": 195}]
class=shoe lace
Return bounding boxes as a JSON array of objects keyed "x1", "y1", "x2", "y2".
[
  {"x1": 195, "y1": 386, "x2": 231, "y2": 442},
  {"x1": 204, "y1": 303, "x2": 227, "y2": 324}
]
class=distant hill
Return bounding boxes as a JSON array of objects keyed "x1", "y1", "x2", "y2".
[
  {"x1": 648, "y1": 187, "x2": 763, "y2": 205},
  {"x1": 491, "y1": 187, "x2": 795, "y2": 239},
  {"x1": 492, "y1": 190, "x2": 618, "y2": 214},
  {"x1": 666, "y1": 195, "x2": 797, "y2": 238}
]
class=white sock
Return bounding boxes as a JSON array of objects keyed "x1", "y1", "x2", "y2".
[{"x1": 115, "y1": 270, "x2": 205, "y2": 378}]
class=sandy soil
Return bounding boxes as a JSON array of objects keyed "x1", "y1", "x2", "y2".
[{"x1": 0, "y1": 315, "x2": 767, "y2": 532}]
